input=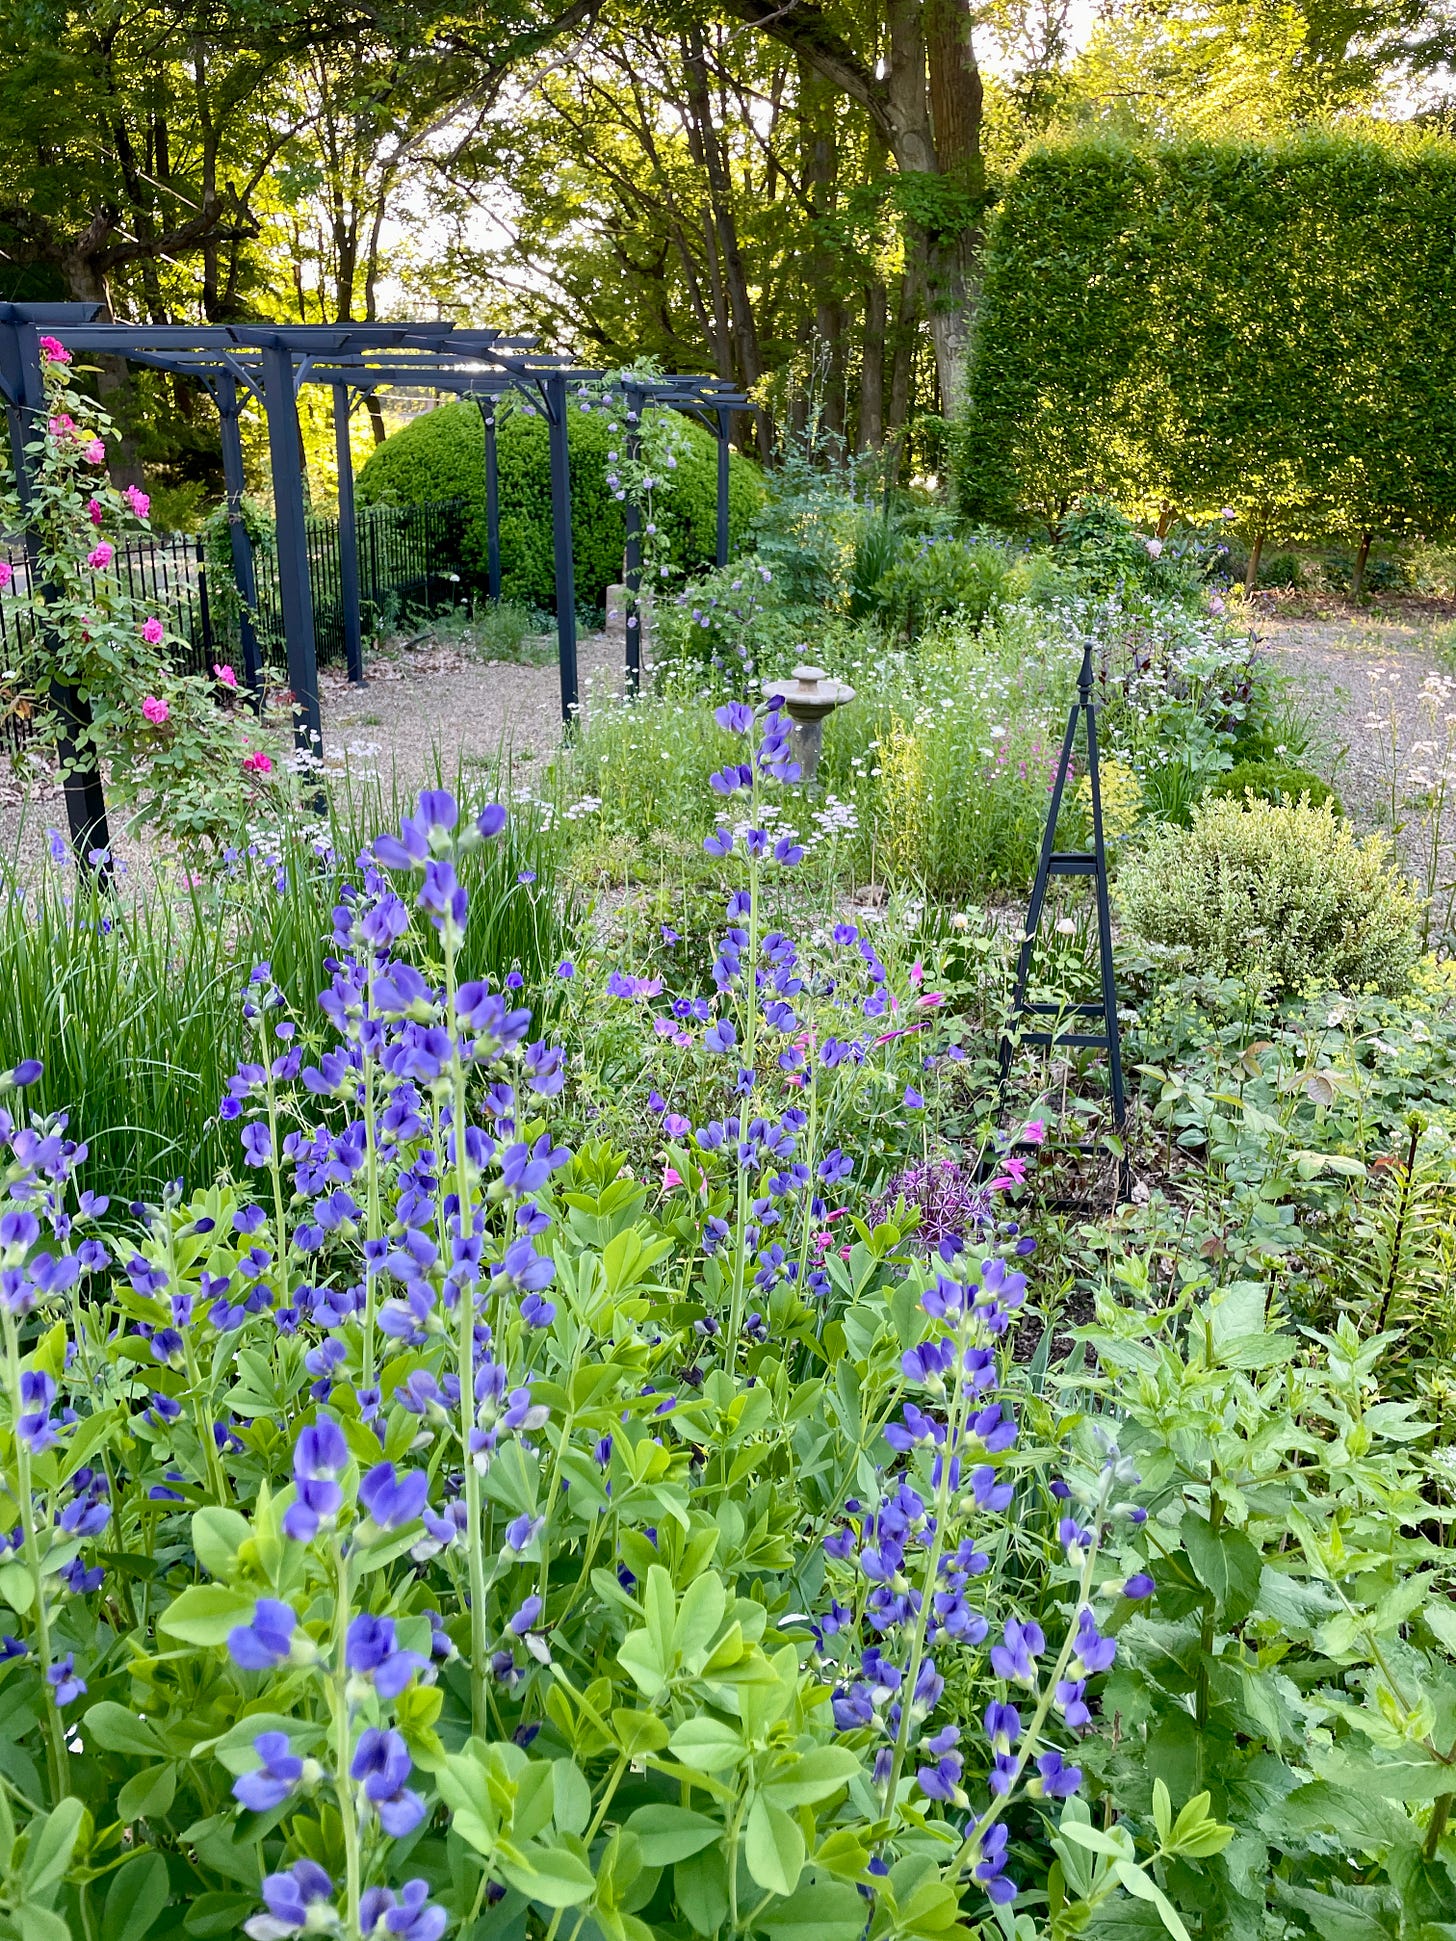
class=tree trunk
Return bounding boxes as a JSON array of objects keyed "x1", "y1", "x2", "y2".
[
  {"x1": 858, "y1": 279, "x2": 887, "y2": 451},
  {"x1": 887, "y1": 267, "x2": 918, "y2": 449},
  {"x1": 801, "y1": 59, "x2": 846, "y2": 444},
  {"x1": 1352, "y1": 529, "x2": 1373, "y2": 599},
  {"x1": 1244, "y1": 528, "x2": 1265, "y2": 595},
  {"x1": 683, "y1": 26, "x2": 764, "y2": 401}
]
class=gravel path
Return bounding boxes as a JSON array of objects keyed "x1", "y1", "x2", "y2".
[
  {"x1": 0, "y1": 620, "x2": 638, "y2": 886},
  {"x1": 1258, "y1": 601, "x2": 1456, "y2": 913}
]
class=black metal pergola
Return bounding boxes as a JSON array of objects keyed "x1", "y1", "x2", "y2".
[{"x1": 0, "y1": 302, "x2": 752, "y2": 862}]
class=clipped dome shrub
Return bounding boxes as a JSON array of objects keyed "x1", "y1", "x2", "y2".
[
  {"x1": 1117, "y1": 794, "x2": 1420, "y2": 994},
  {"x1": 355, "y1": 400, "x2": 763, "y2": 612},
  {"x1": 1208, "y1": 759, "x2": 1342, "y2": 814}
]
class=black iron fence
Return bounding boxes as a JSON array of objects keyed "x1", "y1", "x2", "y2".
[{"x1": 0, "y1": 498, "x2": 469, "y2": 749}]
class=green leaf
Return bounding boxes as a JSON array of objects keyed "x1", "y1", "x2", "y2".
[
  {"x1": 117, "y1": 1764, "x2": 177, "y2": 1824},
  {"x1": 184, "y1": 1893, "x2": 260, "y2": 1938},
  {"x1": 762, "y1": 1745, "x2": 859, "y2": 1809},
  {"x1": 1179, "y1": 1512, "x2": 1262, "y2": 1624},
  {"x1": 83, "y1": 1702, "x2": 165, "y2": 1760},
  {"x1": 12, "y1": 1908, "x2": 72, "y2": 1941},
  {"x1": 0, "y1": 1561, "x2": 35, "y2": 1615},
  {"x1": 158, "y1": 1584, "x2": 258, "y2": 1647},
  {"x1": 1114, "y1": 1860, "x2": 1191, "y2": 1941},
  {"x1": 669, "y1": 1717, "x2": 747, "y2": 1773},
  {"x1": 1151, "y1": 1777, "x2": 1172, "y2": 1846},
  {"x1": 498, "y1": 1839, "x2": 596, "y2": 1908},
  {"x1": 21, "y1": 1797, "x2": 87, "y2": 1899},
  {"x1": 625, "y1": 1804, "x2": 721, "y2": 1865},
  {"x1": 758, "y1": 1878, "x2": 867, "y2": 1941},
  {"x1": 745, "y1": 1795, "x2": 804, "y2": 1896},
  {"x1": 190, "y1": 1507, "x2": 253, "y2": 1581},
  {"x1": 103, "y1": 1850, "x2": 170, "y2": 1941}
]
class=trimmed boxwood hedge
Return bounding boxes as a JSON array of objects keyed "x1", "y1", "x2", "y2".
[{"x1": 355, "y1": 400, "x2": 763, "y2": 612}]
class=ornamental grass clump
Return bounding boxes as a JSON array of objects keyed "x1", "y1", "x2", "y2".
[{"x1": 1117, "y1": 793, "x2": 1421, "y2": 994}]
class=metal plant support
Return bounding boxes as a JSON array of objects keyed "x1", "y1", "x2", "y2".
[{"x1": 999, "y1": 638, "x2": 1127, "y2": 1178}]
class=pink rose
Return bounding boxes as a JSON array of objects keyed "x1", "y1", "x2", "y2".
[
  {"x1": 124, "y1": 484, "x2": 150, "y2": 519},
  {"x1": 87, "y1": 498, "x2": 103, "y2": 526},
  {"x1": 0, "y1": 561, "x2": 12, "y2": 591},
  {"x1": 48, "y1": 414, "x2": 74, "y2": 438},
  {"x1": 86, "y1": 543, "x2": 113, "y2": 570},
  {"x1": 38, "y1": 335, "x2": 71, "y2": 365},
  {"x1": 83, "y1": 439, "x2": 105, "y2": 465},
  {"x1": 141, "y1": 696, "x2": 169, "y2": 725},
  {"x1": 214, "y1": 663, "x2": 238, "y2": 689},
  {"x1": 243, "y1": 750, "x2": 273, "y2": 774},
  {"x1": 140, "y1": 617, "x2": 163, "y2": 645}
]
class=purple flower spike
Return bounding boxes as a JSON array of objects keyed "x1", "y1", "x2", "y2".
[
  {"x1": 352, "y1": 1727, "x2": 427, "y2": 1838},
  {"x1": 249, "y1": 1860, "x2": 334, "y2": 1939},
  {"x1": 356, "y1": 1881, "x2": 446, "y2": 1941},
  {"x1": 234, "y1": 1730, "x2": 305, "y2": 1812},
  {"x1": 345, "y1": 1613, "x2": 425, "y2": 1698},
  {"x1": 1035, "y1": 1749, "x2": 1083, "y2": 1799},
  {"x1": 1124, "y1": 1572, "x2": 1155, "y2": 1600}
]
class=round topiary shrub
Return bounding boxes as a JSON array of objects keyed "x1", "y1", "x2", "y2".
[
  {"x1": 1117, "y1": 794, "x2": 1420, "y2": 994},
  {"x1": 1209, "y1": 759, "x2": 1342, "y2": 815},
  {"x1": 355, "y1": 399, "x2": 763, "y2": 612}
]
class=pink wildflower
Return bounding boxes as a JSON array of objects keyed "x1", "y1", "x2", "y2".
[
  {"x1": 214, "y1": 663, "x2": 238, "y2": 689},
  {"x1": 124, "y1": 484, "x2": 150, "y2": 519},
  {"x1": 243, "y1": 750, "x2": 273, "y2": 775},
  {"x1": 48, "y1": 414, "x2": 75, "y2": 438},
  {"x1": 141, "y1": 696, "x2": 169, "y2": 725},
  {"x1": 909, "y1": 959, "x2": 924, "y2": 988},
  {"x1": 86, "y1": 542, "x2": 113, "y2": 570},
  {"x1": 1020, "y1": 1119, "x2": 1047, "y2": 1146},
  {"x1": 38, "y1": 335, "x2": 71, "y2": 365},
  {"x1": 82, "y1": 438, "x2": 105, "y2": 465},
  {"x1": 87, "y1": 498, "x2": 103, "y2": 526},
  {"x1": 662, "y1": 1166, "x2": 683, "y2": 1191},
  {"x1": 140, "y1": 617, "x2": 164, "y2": 645}
]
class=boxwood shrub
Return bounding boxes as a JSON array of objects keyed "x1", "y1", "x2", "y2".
[{"x1": 355, "y1": 399, "x2": 763, "y2": 612}]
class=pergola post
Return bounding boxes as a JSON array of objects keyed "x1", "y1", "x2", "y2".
[
  {"x1": 0, "y1": 309, "x2": 113, "y2": 872},
  {"x1": 478, "y1": 400, "x2": 502, "y2": 603},
  {"x1": 623, "y1": 381, "x2": 645, "y2": 695},
  {"x1": 332, "y1": 380, "x2": 365, "y2": 685},
  {"x1": 715, "y1": 407, "x2": 730, "y2": 568},
  {"x1": 544, "y1": 370, "x2": 577, "y2": 722},
  {"x1": 259, "y1": 339, "x2": 323, "y2": 759},
  {"x1": 215, "y1": 370, "x2": 264, "y2": 704}
]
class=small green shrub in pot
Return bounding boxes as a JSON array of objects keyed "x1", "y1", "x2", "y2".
[{"x1": 1117, "y1": 793, "x2": 1420, "y2": 993}]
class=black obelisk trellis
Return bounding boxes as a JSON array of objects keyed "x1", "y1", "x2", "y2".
[{"x1": 999, "y1": 637, "x2": 1126, "y2": 1162}]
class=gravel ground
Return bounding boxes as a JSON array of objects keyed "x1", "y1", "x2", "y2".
[
  {"x1": 1256, "y1": 601, "x2": 1456, "y2": 904},
  {"x1": 0, "y1": 620, "x2": 638, "y2": 888}
]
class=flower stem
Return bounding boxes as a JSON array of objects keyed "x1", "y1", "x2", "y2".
[
  {"x1": 329, "y1": 1537, "x2": 362, "y2": 1937},
  {"x1": 1, "y1": 1310, "x2": 69, "y2": 1799}
]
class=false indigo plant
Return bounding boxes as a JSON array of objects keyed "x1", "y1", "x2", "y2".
[{"x1": 0, "y1": 732, "x2": 1208, "y2": 1938}]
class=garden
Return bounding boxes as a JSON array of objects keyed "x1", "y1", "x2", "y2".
[{"x1": 6, "y1": 12, "x2": 1456, "y2": 1938}]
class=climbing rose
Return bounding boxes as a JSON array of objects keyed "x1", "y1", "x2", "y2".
[
  {"x1": 124, "y1": 484, "x2": 150, "y2": 518},
  {"x1": 243, "y1": 750, "x2": 273, "y2": 775},
  {"x1": 141, "y1": 696, "x2": 169, "y2": 725},
  {"x1": 214, "y1": 663, "x2": 238, "y2": 689},
  {"x1": 86, "y1": 543, "x2": 113, "y2": 570},
  {"x1": 38, "y1": 335, "x2": 70, "y2": 364},
  {"x1": 140, "y1": 617, "x2": 164, "y2": 645},
  {"x1": 82, "y1": 438, "x2": 105, "y2": 465},
  {"x1": 0, "y1": 562, "x2": 11, "y2": 591}
]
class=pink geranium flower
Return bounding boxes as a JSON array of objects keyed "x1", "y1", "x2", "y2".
[
  {"x1": 140, "y1": 617, "x2": 163, "y2": 645},
  {"x1": 141, "y1": 696, "x2": 169, "y2": 725},
  {"x1": 123, "y1": 484, "x2": 150, "y2": 519},
  {"x1": 38, "y1": 335, "x2": 71, "y2": 365},
  {"x1": 86, "y1": 542, "x2": 113, "y2": 570},
  {"x1": 214, "y1": 663, "x2": 238, "y2": 689},
  {"x1": 243, "y1": 750, "x2": 273, "y2": 774}
]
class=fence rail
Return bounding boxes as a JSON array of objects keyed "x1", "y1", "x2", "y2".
[{"x1": 0, "y1": 497, "x2": 469, "y2": 751}]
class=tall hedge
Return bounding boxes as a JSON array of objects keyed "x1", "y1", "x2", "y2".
[
  {"x1": 356, "y1": 399, "x2": 763, "y2": 611},
  {"x1": 955, "y1": 131, "x2": 1456, "y2": 552}
]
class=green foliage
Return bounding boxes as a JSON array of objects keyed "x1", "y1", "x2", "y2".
[
  {"x1": 356, "y1": 400, "x2": 762, "y2": 611},
  {"x1": 1057, "y1": 496, "x2": 1198, "y2": 598},
  {"x1": 1209, "y1": 759, "x2": 1341, "y2": 813},
  {"x1": 874, "y1": 531, "x2": 1018, "y2": 635},
  {"x1": 958, "y1": 130, "x2": 1456, "y2": 552},
  {"x1": 1118, "y1": 793, "x2": 1420, "y2": 993}
]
